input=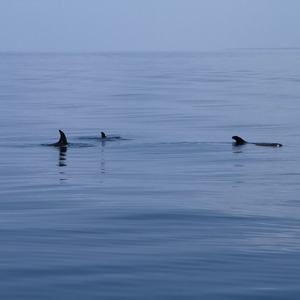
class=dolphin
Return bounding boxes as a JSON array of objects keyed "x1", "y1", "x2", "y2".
[
  {"x1": 49, "y1": 130, "x2": 68, "y2": 147},
  {"x1": 101, "y1": 131, "x2": 106, "y2": 138},
  {"x1": 232, "y1": 136, "x2": 282, "y2": 147}
]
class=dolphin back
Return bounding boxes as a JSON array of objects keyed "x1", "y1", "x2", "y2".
[{"x1": 232, "y1": 135, "x2": 282, "y2": 147}]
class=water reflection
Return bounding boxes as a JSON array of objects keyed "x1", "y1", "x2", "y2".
[
  {"x1": 99, "y1": 145, "x2": 106, "y2": 183},
  {"x1": 58, "y1": 147, "x2": 67, "y2": 167},
  {"x1": 232, "y1": 144, "x2": 244, "y2": 153},
  {"x1": 57, "y1": 147, "x2": 67, "y2": 183}
]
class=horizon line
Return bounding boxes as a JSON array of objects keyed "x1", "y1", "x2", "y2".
[{"x1": 0, "y1": 47, "x2": 300, "y2": 54}]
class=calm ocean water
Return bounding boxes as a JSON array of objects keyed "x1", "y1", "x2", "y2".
[{"x1": 1, "y1": 50, "x2": 300, "y2": 299}]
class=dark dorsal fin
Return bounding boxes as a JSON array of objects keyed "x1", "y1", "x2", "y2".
[
  {"x1": 232, "y1": 136, "x2": 247, "y2": 145},
  {"x1": 101, "y1": 131, "x2": 106, "y2": 138},
  {"x1": 58, "y1": 130, "x2": 68, "y2": 145}
]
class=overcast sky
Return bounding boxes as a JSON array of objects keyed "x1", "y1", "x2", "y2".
[{"x1": 0, "y1": 0, "x2": 299, "y2": 52}]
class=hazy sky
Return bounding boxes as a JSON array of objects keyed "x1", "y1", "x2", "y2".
[{"x1": 1, "y1": 0, "x2": 299, "y2": 52}]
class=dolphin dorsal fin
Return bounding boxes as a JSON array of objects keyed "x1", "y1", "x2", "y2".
[
  {"x1": 58, "y1": 130, "x2": 68, "y2": 145},
  {"x1": 232, "y1": 136, "x2": 246, "y2": 145},
  {"x1": 101, "y1": 132, "x2": 106, "y2": 138}
]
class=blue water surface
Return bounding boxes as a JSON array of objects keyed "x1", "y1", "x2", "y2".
[{"x1": 1, "y1": 51, "x2": 300, "y2": 299}]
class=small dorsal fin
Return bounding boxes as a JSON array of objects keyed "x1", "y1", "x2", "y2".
[
  {"x1": 232, "y1": 136, "x2": 247, "y2": 145},
  {"x1": 101, "y1": 131, "x2": 106, "y2": 138},
  {"x1": 58, "y1": 130, "x2": 68, "y2": 145}
]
